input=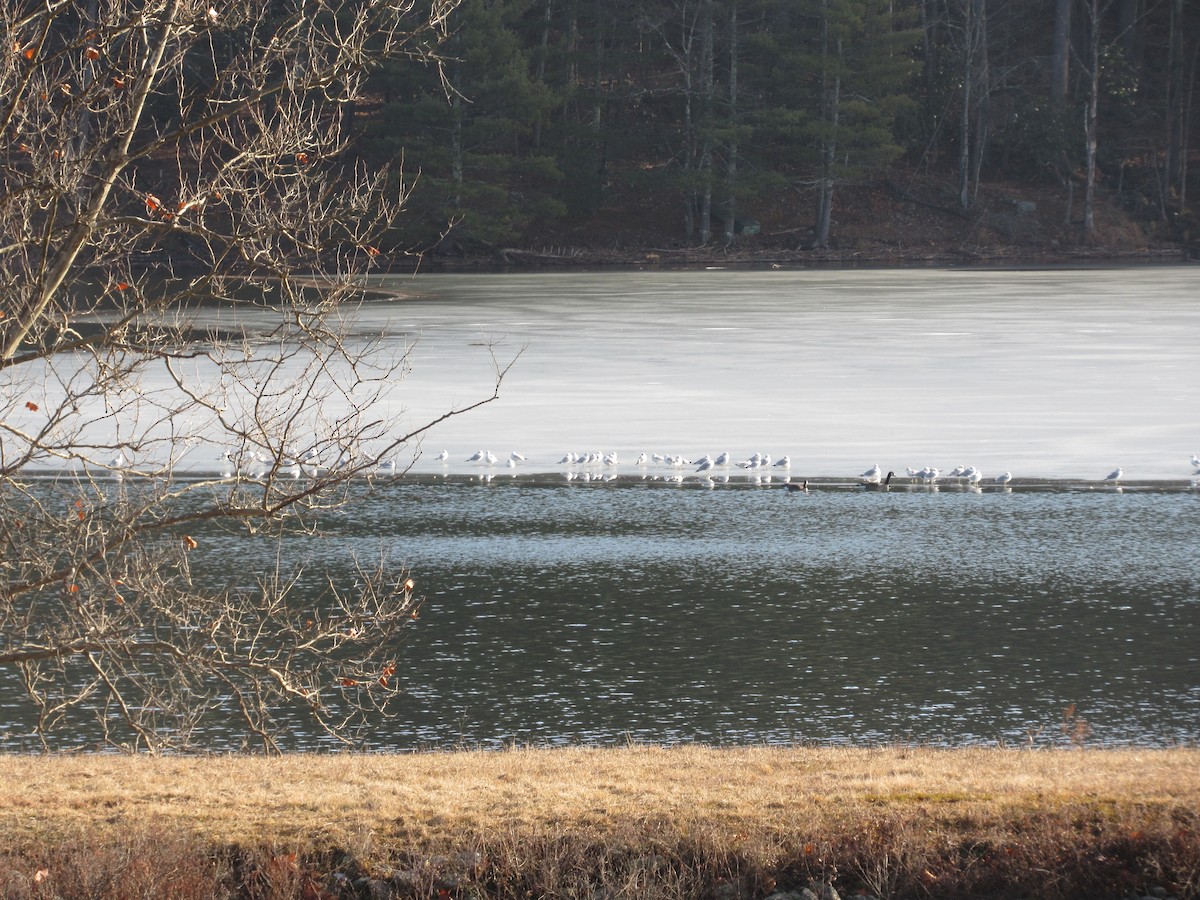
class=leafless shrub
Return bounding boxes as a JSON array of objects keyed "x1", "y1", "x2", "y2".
[
  {"x1": 1, "y1": 804, "x2": 1198, "y2": 900},
  {"x1": 0, "y1": 828, "x2": 229, "y2": 899},
  {"x1": 0, "y1": 0, "x2": 514, "y2": 751}
]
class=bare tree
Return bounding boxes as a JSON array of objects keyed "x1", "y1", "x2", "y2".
[
  {"x1": 812, "y1": 0, "x2": 841, "y2": 249},
  {"x1": 658, "y1": 0, "x2": 706, "y2": 241},
  {"x1": 953, "y1": 0, "x2": 988, "y2": 211},
  {"x1": 0, "y1": 0, "x2": 511, "y2": 752},
  {"x1": 1051, "y1": 0, "x2": 1072, "y2": 104},
  {"x1": 1083, "y1": 0, "x2": 1113, "y2": 236}
]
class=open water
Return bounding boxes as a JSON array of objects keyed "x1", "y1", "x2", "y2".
[{"x1": 261, "y1": 474, "x2": 1200, "y2": 750}]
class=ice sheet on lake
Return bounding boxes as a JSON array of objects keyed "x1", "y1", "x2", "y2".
[
  {"x1": 8, "y1": 266, "x2": 1199, "y2": 481},
  {"x1": 379, "y1": 266, "x2": 1200, "y2": 481}
]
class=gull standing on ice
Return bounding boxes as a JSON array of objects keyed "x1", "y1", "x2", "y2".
[
  {"x1": 994, "y1": 471, "x2": 1013, "y2": 485},
  {"x1": 860, "y1": 463, "x2": 883, "y2": 484},
  {"x1": 1104, "y1": 467, "x2": 1123, "y2": 483}
]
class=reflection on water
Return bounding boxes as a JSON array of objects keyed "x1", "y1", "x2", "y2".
[{"x1": 6, "y1": 479, "x2": 1189, "y2": 751}]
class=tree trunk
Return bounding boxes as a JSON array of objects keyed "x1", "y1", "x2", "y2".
[
  {"x1": 1165, "y1": 0, "x2": 1185, "y2": 205},
  {"x1": 958, "y1": 0, "x2": 973, "y2": 210},
  {"x1": 680, "y1": 11, "x2": 696, "y2": 239},
  {"x1": 698, "y1": 0, "x2": 714, "y2": 244},
  {"x1": 920, "y1": 0, "x2": 940, "y2": 165},
  {"x1": 812, "y1": 6, "x2": 840, "y2": 251},
  {"x1": 534, "y1": 0, "x2": 553, "y2": 148},
  {"x1": 1084, "y1": 0, "x2": 1100, "y2": 236},
  {"x1": 969, "y1": 0, "x2": 989, "y2": 206},
  {"x1": 724, "y1": 0, "x2": 739, "y2": 246},
  {"x1": 1181, "y1": 42, "x2": 1199, "y2": 213},
  {"x1": 1063, "y1": 159, "x2": 1075, "y2": 225},
  {"x1": 1051, "y1": 0, "x2": 1071, "y2": 103},
  {"x1": 670, "y1": 1, "x2": 701, "y2": 239},
  {"x1": 566, "y1": 0, "x2": 578, "y2": 85}
]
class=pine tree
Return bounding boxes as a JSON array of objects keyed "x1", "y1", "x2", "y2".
[
  {"x1": 362, "y1": 0, "x2": 564, "y2": 251},
  {"x1": 749, "y1": 0, "x2": 916, "y2": 248}
]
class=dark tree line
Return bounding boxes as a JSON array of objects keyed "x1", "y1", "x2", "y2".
[{"x1": 356, "y1": 0, "x2": 1199, "y2": 253}]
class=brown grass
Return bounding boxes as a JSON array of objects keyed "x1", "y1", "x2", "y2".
[{"x1": 2, "y1": 746, "x2": 1198, "y2": 898}]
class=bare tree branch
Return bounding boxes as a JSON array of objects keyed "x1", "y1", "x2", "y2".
[{"x1": 0, "y1": 0, "x2": 513, "y2": 752}]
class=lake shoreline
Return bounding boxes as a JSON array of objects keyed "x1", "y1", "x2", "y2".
[
  {"x1": 3, "y1": 746, "x2": 1197, "y2": 898},
  {"x1": 397, "y1": 242, "x2": 1190, "y2": 273},
  {"x1": 395, "y1": 174, "x2": 1196, "y2": 273}
]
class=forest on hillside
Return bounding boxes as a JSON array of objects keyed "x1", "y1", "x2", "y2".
[{"x1": 353, "y1": 0, "x2": 1198, "y2": 259}]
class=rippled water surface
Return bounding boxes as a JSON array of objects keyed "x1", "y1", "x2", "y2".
[{"x1": 171, "y1": 477, "x2": 1199, "y2": 751}]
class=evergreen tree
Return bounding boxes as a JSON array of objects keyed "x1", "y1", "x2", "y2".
[
  {"x1": 344, "y1": 0, "x2": 1199, "y2": 251},
  {"x1": 749, "y1": 0, "x2": 916, "y2": 248},
  {"x1": 362, "y1": 0, "x2": 564, "y2": 251}
]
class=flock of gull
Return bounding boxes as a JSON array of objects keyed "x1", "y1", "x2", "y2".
[
  {"x1": 445, "y1": 451, "x2": 1200, "y2": 487},
  {"x1": 456, "y1": 449, "x2": 791, "y2": 474},
  {"x1": 216, "y1": 447, "x2": 357, "y2": 480},
  {"x1": 100, "y1": 447, "x2": 1200, "y2": 485}
]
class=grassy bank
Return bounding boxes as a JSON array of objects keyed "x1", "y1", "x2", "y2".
[{"x1": 2, "y1": 746, "x2": 1198, "y2": 898}]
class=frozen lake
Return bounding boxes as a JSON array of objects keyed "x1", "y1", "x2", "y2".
[
  {"x1": 4, "y1": 265, "x2": 1199, "y2": 751},
  {"x1": 14, "y1": 264, "x2": 1198, "y2": 482},
  {"x1": 374, "y1": 265, "x2": 1200, "y2": 482}
]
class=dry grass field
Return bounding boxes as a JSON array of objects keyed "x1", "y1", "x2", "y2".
[{"x1": 2, "y1": 746, "x2": 1198, "y2": 898}]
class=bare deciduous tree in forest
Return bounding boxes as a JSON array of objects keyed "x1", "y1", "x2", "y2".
[{"x1": 0, "y1": 0, "x2": 514, "y2": 752}]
